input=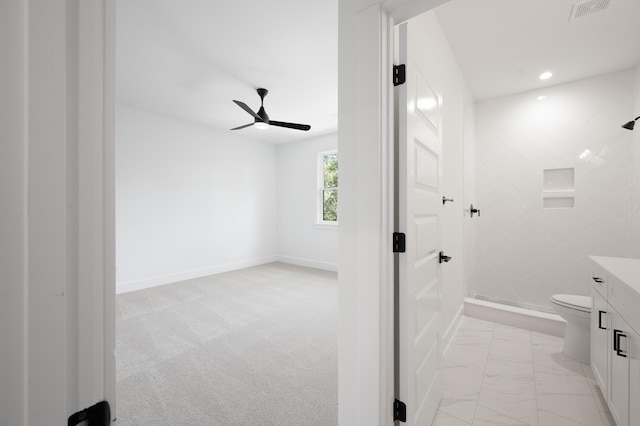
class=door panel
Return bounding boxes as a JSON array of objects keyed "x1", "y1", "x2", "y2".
[
  {"x1": 609, "y1": 311, "x2": 630, "y2": 426},
  {"x1": 396, "y1": 20, "x2": 443, "y2": 426},
  {"x1": 591, "y1": 287, "x2": 608, "y2": 394}
]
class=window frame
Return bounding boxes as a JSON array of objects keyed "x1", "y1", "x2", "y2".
[{"x1": 317, "y1": 150, "x2": 338, "y2": 227}]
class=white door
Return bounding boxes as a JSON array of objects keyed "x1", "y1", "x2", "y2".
[{"x1": 396, "y1": 20, "x2": 443, "y2": 426}]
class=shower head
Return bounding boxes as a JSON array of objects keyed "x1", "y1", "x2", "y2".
[{"x1": 622, "y1": 116, "x2": 640, "y2": 130}]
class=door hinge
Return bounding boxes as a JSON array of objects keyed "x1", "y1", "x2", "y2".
[
  {"x1": 68, "y1": 400, "x2": 111, "y2": 426},
  {"x1": 393, "y1": 64, "x2": 406, "y2": 86},
  {"x1": 393, "y1": 398, "x2": 407, "y2": 422},
  {"x1": 393, "y1": 232, "x2": 406, "y2": 253}
]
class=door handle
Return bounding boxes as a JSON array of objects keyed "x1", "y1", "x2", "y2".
[
  {"x1": 68, "y1": 400, "x2": 110, "y2": 426},
  {"x1": 613, "y1": 329, "x2": 627, "y2": 358},
  {"x1": 439, "y1": 251, "x2": 451, "y2": 263},
  {"x1": 442, "y1": 196, "x2": 454, "y2": 205},
  {"x1": 470, "y1": 204, "x2": 480, "y2": 218},
  {"x1": 592, "y1": 277, "x2": 603, "y2": 284},
  {"x1": 598, "y1": 311, "x2": 606, "y2": 330}
]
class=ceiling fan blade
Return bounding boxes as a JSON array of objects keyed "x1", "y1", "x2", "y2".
[
  {"x1": 269, "y1": 120, "x2": 311, "y2": 131},
  {"x1": 230, "y1": 122, "x2": 254, "y2": 130},
  {"x1": 233, "y1": 100, "x2": 261, "y2": 120}
]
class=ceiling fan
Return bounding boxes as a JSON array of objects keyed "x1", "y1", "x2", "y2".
[{"x1": 231, "y1": 88, "x2": 311, "y2": 131}]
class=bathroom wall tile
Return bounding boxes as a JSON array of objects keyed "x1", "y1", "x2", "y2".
[{"x1": 474, "y1": 70, "x2": 635, "y2": 310}]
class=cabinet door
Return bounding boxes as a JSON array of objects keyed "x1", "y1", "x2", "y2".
[
  {"x1": 609, "y1": 311, "x2": 630, "y2": 426},
  {"x1": 591, "y1": 288, "x2": 609, "y2": 393},
  {"x1": 629, "y1": 323, "x2": 640, "y2": 426}
]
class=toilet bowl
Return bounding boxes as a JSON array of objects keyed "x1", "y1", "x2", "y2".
[{"x1": 550, "y1": 294, "x2": 592, "y2": 364}]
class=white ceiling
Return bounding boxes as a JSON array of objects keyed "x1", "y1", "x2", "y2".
[
  {"x1": 116, "y1": 0, "x2": 338, "y2": 144},
  {"x1": 434, "y1": 0, "x2": 640, "y2": 101},
  {"x1": 116, "y1": 0, "x2": 640, "y2": 144}
]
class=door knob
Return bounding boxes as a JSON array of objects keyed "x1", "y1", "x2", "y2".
[
  {"x1": 470, "y1": 204, "x2": 480, "y2": 218},
  {"x1": 439, "y1": 251, "x2": 452, "y2": 263}
]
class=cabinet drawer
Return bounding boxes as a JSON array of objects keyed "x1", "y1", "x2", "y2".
[
  {"x1": 591, "y1": 268, "x2": 608, "y2": 298},
  {"x1": 609, "y1": 276, "x2": 640, "y2": 335}
]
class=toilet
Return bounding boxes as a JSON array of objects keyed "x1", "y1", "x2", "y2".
[{"x1": 550, "y1": 294, "x2": 592, "y2": 364}]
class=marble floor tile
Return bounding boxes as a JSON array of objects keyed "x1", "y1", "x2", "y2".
[
  {"x1": 445, "y1": 340, "x2": 491, "y2": 370},
  {"x1": 485, "y1": 354, "x2": 534, "y2": 377},
  {"x1": 535, "y1": 371, "x2": 592, "y2": 397},
  {"x1": 478, "y1": 374, "x2": 538, "y2": 425},
  {"x1": 436, "y1": 316, "x2": 612, "y2": 426},
  {"x1": 537, "y1": 393, "x2": 605, "y2": 426},
  {"x1": 473, "y1": 405, "x2": 533, "y2": 426},
  {"x1": 431, "y1": 411, "x2": 472, "y2": 426},
  {"x1": 538, "y1": 409, "x2": 595, "y2": 426}
]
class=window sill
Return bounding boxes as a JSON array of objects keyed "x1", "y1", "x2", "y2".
[{"x1": 315, "y1": 223, "x2": 338, "y2": 231}]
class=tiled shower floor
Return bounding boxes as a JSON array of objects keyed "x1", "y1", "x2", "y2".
[{"x1": 434, "y1": 317, "x2": 614, "y2": 426}]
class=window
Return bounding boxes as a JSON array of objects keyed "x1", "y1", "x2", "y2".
[{"x1": 318, "y1": 151, "x2": 338, "y2": 224}]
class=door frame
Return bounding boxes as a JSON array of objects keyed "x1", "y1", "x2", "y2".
[
  {"x1": 337, "y1": 0, "x2": 451, "y2": 424},
  {"x1": 3, "y1": 0, "x2": 116, "y2": 424}
]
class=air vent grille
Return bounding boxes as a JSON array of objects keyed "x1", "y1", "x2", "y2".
[{"x1": 569, "y1": 0, "x2": 612, "y2": 21}]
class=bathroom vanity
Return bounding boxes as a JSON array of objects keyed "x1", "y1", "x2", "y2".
[{"x1": 590, "y1": 256, "x2": 640, "y2": 426}]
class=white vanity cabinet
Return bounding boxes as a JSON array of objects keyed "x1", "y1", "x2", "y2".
[
  {"x1": 590, "y1": 256, "x2": 640, "y2": 426},
  {"x1": 590, "y1": 279, "x2": 608, "y2": 393}
]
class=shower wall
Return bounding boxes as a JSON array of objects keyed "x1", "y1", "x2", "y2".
[
  {"x1": 632, "y1": 65, "x2": 640, "y2": 257},
  {"x1": 474, "y1": 69, "x2": 635, "y2": 311}
]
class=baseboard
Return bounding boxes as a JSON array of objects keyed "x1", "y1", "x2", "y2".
[
  {"x1": 116, "y1": 256, "x2": 278, "y2": 294},
  {"x1": 276, "y1": 255, "x2": 338, "y2": 272},
  {"x1": 464, "y1": 297, "x2": 566, "y2": 337},
  {"x1": 442, "y1": 305, "x2": 465, "y2": 357}
]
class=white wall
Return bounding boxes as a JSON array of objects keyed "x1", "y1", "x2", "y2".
[
  {"x1": 0, "y1": 0, "x2": 26, "y2": 423},
  {"x1": 277, "y1": 133, "x2": 338, "y2": 271},
  {"x1": 475, "y1": 70, "x2": 635, "y2": 311},
  {"x1": 116, "y1": 105, "x2": 278, "y2": 292}
]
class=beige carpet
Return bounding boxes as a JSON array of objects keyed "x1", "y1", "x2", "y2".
[{"x1": 116, "y1": 262, "x2": 338, "y2": 425}]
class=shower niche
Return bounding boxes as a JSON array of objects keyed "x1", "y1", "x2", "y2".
[{"x1": 543, "y1": 168, "x2": 575, "y2": 208}]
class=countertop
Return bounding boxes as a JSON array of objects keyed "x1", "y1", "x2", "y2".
[{"x1": 590, "y1": 255, "x2": 640, "y2": 297}]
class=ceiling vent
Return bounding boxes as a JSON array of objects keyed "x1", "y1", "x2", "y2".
[{"x1": 569, "y1": 0, "x2": 612, "y2": 21}]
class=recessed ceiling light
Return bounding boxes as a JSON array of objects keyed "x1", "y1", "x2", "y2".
[
  {"x1": 539, "y1": 72, "x2": 553, "y2": 80},
  {"x1": 537, "y1": 95, "x2": 547, "y2": 100}
]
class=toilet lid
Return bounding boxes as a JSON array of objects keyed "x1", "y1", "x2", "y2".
[{"x1": 551, "y1": 294, "x2": 592, "y2": 313}]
